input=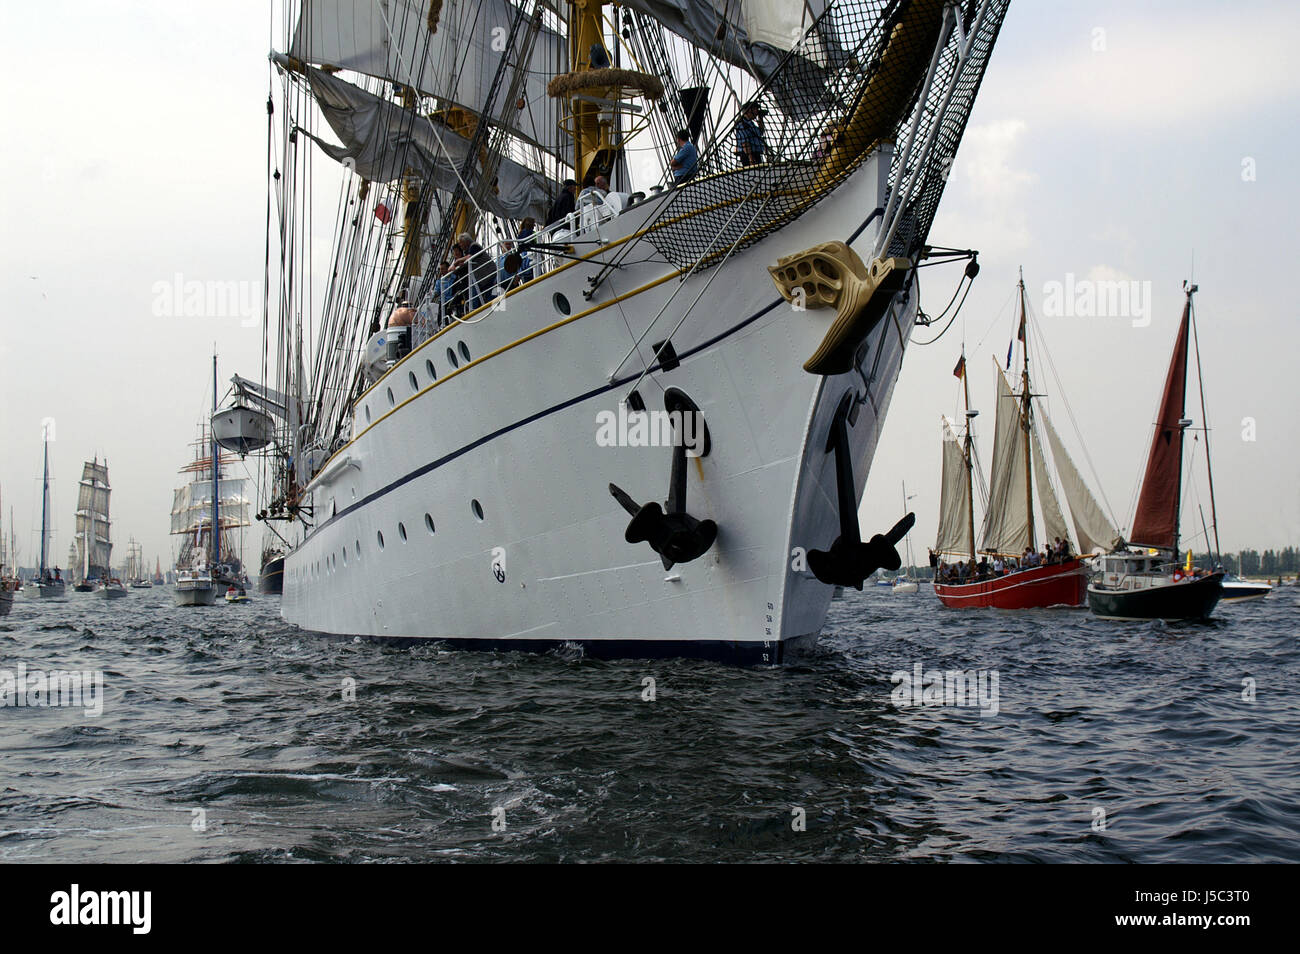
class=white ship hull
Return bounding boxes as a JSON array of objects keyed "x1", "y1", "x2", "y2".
[{"x1": 282, "y1": 151, "x2": 914, "y2": 661}]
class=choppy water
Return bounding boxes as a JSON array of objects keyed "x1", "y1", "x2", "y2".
[{"x1": 1, "y1": 584, "x2": 1297, "y2": 863}]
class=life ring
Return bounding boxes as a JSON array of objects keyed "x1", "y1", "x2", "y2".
[{"x1": 1172, "y1": 569, "x2": 1185, "y2": 582}]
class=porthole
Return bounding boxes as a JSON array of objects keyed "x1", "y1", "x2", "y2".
[
  {"x1": 424, "y1": 513, "x2": 435, "y2": 534},
  {"x1": 458, "y1": 341, "x2": 471, "y2": 363},
  {"x1": 342, "y1": 548, "x2": 347, "y2": 567},
  {"x1": 553, "y1": 292, "x2": 571, "y2": 315},
  {"x1": 386, "y1": 387, "x2": 395, "y2": 407},
  {"x1": 471, "y1": 499, "x2": 484, "y2": 521},
  {"x1": 355, "y1": 540, "x2": 361, "y2": 559},
  {"x1": 398, "y1": 521, "x2": 407, "y2": 542},
  {"x1": 377, "y1": 530, "x2": 385, "y2": 550},
  {"x1": 364, "y1": 405, "x2": 371, "y2": 423},
  {"x1": 425, "y1": 358, "x2": 436, "y2": 380},
  {"x1": 408, "y1": 370, "x2": 419, "y2": 392},
  {"x1": 447, "y1": 347, "x2": 459, "y2": 369}
]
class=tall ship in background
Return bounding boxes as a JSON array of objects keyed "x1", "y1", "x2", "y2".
[
  {"x1": 1088, "y1": 283, "x2": 1225, "y2": 621},
  {"x1": 128, "y1": 539, "x2": 153, "y2": 588},
  {"x1": 215, "y1": 0, "x2": 1010, "y2": 660},
  {"x1": 73, "y1": 458, "x2": 113, "y2": 593},
  {"x1": 933, "y1": 271, "x2": 1117, "y2": 609},
  {"x1": 173, "y1": 359, "x2": 253, "y2": 606}
]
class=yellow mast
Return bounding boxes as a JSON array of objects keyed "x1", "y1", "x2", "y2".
[{"x1": 567, "y1": 0, "x2": 610, "y2": 186}]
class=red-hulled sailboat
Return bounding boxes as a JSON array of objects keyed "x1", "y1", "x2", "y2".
[{"x1": 933, "y1": 270, "x2": 1121, "y2": 610}]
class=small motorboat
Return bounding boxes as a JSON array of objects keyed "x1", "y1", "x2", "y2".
[
  {"x1": 224, "y1": 585, "x2": 249, "y2": 604},
  {"x1": 98, "y1": 578, "x2": 128, "y2": 600},
  {"x1": 1218, "y1": 575, "x2": 1272, "y2": 603}
]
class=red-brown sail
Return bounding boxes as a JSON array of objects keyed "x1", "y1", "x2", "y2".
[{"x1": 1129, "y1": 301, "x2": 1190, "y2": 548}]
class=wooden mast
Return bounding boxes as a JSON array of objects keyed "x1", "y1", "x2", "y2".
[
  {"x1": 1017, "y1": 267, "x2": 1036, "y2": 552},
  {"x1": 961, "y1": 347, "x2": 976, "y2": 566}
]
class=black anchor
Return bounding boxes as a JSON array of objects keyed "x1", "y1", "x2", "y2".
[
  {"x1": 807, "y1": 392, "x2": 916, "y2": 589},
  {"x1": 609, "y1": 390, "x2": 716, "y2": 571}
]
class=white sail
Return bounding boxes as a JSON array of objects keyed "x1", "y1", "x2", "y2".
[
  {"x1": 295, "y1": 65, "x2": 551, "y2": 221},
  {"x1": 935, "y1": 416, "x2": 971, "y2": 557},
  {"x1": 76, "y1": 485, "x2": 110, "y2": 518},
  {"x1": 1030, "y1": 423, "x2": 1070, "y2": 549},
  {"x1": 81, "y1": 461, "x2": 109, "y2": 487},
  {"x1": 980, "y1": 362, "x2": 1029, "y2": 555},
  {"x1": 1040, "y1": 408, "x2": 1120, "y2": 554},
  {"x1": 289, "y1": 0, "x2": 567, "y2": 159},
  {"x1": 75, "y1": 460, "x2": 112, "y2": 572},
  {"x1": 170, "y1": 478, "x2": 251, "y2": 535}
]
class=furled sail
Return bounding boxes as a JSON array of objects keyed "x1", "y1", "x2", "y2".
[
  {"x1": 288, "y1": 0, "x2": 567, "y2": 159},
  {"x1": 980, "y1": 363, "x2": 1029, "y2": 555},
  {"x1": 1130, "y1": 303, "x2": 1190, "y2": 549},
  {"x1": 935, "y1": 416, "x2": 971, "y2": 557},
  {"x1": 620, "y1": 0, "x2": 838, "y2": 116},
  {"x1": 1040, "y1": 409, "x2": 1119, "y2": 554},
  {"x1": 1030, "y1": 424, "x2": 1070, "y2": 549},
  {"x1": 294, "y1": 64, "x2": 551, "y2": 221}
]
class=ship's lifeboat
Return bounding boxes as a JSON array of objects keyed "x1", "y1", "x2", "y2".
[{"x1": 212, "y1": 405, "x2": 274, "y2": 454}]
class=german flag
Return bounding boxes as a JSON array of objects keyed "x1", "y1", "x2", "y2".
[{"x1": 952, "y1": 355, "x2": 965, "y2": 379}]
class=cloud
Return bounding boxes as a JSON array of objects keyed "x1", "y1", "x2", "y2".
[
  {"x1": 932, "y1": 118, "x2": 1037, "y2": 254},
  {"x1": 985, "y1": 6, "x2": 1300, "y2": 128}
]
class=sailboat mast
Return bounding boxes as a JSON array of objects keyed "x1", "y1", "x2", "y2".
[
  {"x1": 39, "y1": 430, "x2": 50, "y2": 574},
  {"x1": 88, "y1": 456, "x2": 96, "y2": 579},
  {"x1": 1187, "y1": 284, "x2": 1221, "y2": 565},
  {"x1": 961, "y1": 348, "x2": 976, "y2": 565},
  {"x1": 1018, "y1": 268, "x2": 1036, "y2": 551},
  {"x1": 1170, "y1": 311, "x2": 1190, "y2": 563},
  {"x1": 212, "y1": 353, "x2": 220, "y2": 568}
]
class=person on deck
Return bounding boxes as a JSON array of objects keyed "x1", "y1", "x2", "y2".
[
  {"x1": 670, "y1": 130, "x2": 698, "y2": 183},
  {"x1": 545, "y1": 179, "x2": 577, "y2": 226},
  {"x1": 451, "y1": 232, "x2": 486, "y2": 312},
  {"x1": 433, "y1": 262, "x2": 456, "y2": 322},
  {"x1": 498, "y1": 241, "x2": 526, "y2": 291},
  {"x1": 736, "y1": 101, "x2": 767, "y2": 166},
  {"x1": 515, "y1": 217, "x2": 537, "y2": 283}
]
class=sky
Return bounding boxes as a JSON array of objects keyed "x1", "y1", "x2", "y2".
[{"x1": 1, "y1": 0, "x2": 1297, "y2": 573}]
